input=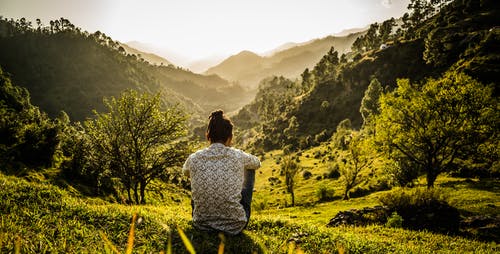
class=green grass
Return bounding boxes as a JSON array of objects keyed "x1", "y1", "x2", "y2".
[{"x1": 1, "y1": 144, "x2": 499, "y2": 253}]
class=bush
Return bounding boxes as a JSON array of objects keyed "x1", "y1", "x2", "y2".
[
  {"x1": 385, "y1": 159, "x2": 421, "y2": 187},
  {"x1": 302, "y1": 170, "x2": 312, "y2": 180},
  {"x1": 316, "y1": 185, "x2": 335, "y2": 202},
  {"x1": 379, "y1": 188, "x2": 460, "y2": 233},
  {"x1": 385, "y1": 212, "x2": 403, "y2": 228},
  {"x1": 324, "y1": 164, "x2": 340, "y2": 179}
]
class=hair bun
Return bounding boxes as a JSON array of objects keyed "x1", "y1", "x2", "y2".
[{"x1": 209, "y1": 110, "x2": 224, "y2": 120}]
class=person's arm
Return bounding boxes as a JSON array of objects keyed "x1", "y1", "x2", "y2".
[
  {"x1": 182, "y1": 155, "x2": 192, "y2": 177},
  {"x1": 241, "y1": 151, "x2": 261, "y2": 170}
]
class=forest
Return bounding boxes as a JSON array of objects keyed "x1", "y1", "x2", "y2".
[{"x1": 0, "y1": 0, "x2": 498, "y2": 253}]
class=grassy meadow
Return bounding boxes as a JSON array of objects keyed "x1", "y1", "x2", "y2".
[{"x1": 1, "y1": 141, "x2": 498, "y2": 253}]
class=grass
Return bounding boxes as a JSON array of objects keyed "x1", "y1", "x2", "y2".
[{"x1": 0, "y1": 143, "x2": 499, "y2": 253}]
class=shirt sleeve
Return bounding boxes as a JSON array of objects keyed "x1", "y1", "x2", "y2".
[
  {"x1": 241, "y1": 151, "x2": 261, "y2": 170},
  {"x1": 182, "y1": 155, "x2": 192, "y2": 177}
]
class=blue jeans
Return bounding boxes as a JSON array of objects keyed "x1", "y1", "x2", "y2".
[
  {"x1": 240, "y1": 169, "x2": 256, "y2": 222},
  {"x1": 191, "y1": 169, "x2": 256, "y2": 223}
]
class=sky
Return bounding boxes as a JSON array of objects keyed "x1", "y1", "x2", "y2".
[{"x1": 1, "y1": 0, "x2": 410, "y2": 65}]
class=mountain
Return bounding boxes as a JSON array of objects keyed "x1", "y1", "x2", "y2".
[
  {"x1": 232, "y1": 0, "x2": 499, "y2": 152},
  {"x1": 125, "y1": 41, "x2": 191, "y2": 68},
  {"x1": 333, "y1": 26, "x2": 369, "y2": 37},
  {"x1": 119, "y1": 43, "x2": 173, "y2": 66},
  {"x1": 205, "y1": 31, "x2": 365, "y2": 88},
  {"x1": 0, "y1": 18, "x2": 251, "y2": 123},
  {"x1": 187, "y1": 55, "x2": 226, "y2": 73}
]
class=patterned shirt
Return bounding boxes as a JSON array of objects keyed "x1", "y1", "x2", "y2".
[{"x1": 182, "y1": 143, "x2": 261, "y2": 235}]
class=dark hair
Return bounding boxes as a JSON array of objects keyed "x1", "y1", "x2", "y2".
[{"x1": 207, "y1": 110, "x2": 233, "y2": 143}]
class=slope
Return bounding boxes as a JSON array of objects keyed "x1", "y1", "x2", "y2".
[
  {"x1": 232, "y1": 0, "x2": 499, "y2": 151},
  {"x1": 0, "y1": 18, "x2": 250, "y2": 122},
  {"x1": 205, "y1": 32, "x2": 365, "y2": 88}
]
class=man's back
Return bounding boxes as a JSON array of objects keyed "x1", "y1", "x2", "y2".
[{"x1": 183, "y1": 143, "x2": 260, "y2": 235}]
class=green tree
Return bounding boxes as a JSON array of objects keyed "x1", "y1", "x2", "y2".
[
  {"x1": 281, "y1": 156, "x2": 300, "y2": 206},
  {"x1": 0, "y1": 67, "x2": 60, "y2": 171},
  {"x1": 339, "y1": 132, "x2": 371, "y2": 200},
  {"x1": 331, "y1": 119, "x2": 352, "y2": 150},
  {"x1": 84, "y1": 90, "x2": 189, "y2": 204},
  {"x1": 360, "y1": 78, "x2": 383, "y2": 128},
  {"x1": 376, "y1": 72, "x2": 498, "y2": 188}
]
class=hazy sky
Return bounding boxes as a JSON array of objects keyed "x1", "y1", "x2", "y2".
[{"x1": 1, "y1": 0, "x2": 410, "y2": 62}]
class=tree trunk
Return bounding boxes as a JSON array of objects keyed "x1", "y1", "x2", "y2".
[
  {"x1": 140, "y1": 181, "x2": 146, "y2": 204},
  {"x1": 291, "y1": 190, "x2": 295, "y2": 207},
  {"x1": 127, "y1": 188, "x2": 132, "y2": 204},
  {"x1": 343, "y1": 188, "x2": 349, "y2": 200},
  {"x1": 133, "y1": 183, "x2": 139, "y2": 204},
  {"x1": 426, "y1": 166, "x2": 438, "y2": 188}
]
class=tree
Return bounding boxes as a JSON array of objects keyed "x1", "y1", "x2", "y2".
[
  {"x1": 281, "y1": 156, "x2": 300, "y2": 206},
  {"x1": 339, "y1": 132, "x2": 371, "y2": 200},
  {"x1": 84, "y1": 90, "x2": 189, "y2": 204},
  {"x1": 0, "y1": 67, "x2": 60, "y2": 171},
  {"x1": 379, "y1": 18, "x2": 396, "y2": 43},
  {"x1": 332, "y1": 119, "x2": 352, "y2": 150},
  {"x1": 360, "y1": 78, "x2": 383, "y2": 131},
  {"x1": 376, "y1": 72, "x2": 498, "y2": 188}
]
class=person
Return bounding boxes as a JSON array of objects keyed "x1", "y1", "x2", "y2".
[{"x1": 182, "y1": 110, "x2": 261, "y2": 235}]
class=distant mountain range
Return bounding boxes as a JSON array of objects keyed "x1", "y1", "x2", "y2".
[
  {"x1": 0, "y1": 20, "x2": 251, "y2": 123},
  {"x1": 205, "y1": 31, "x2": 366, "y2": 88}
]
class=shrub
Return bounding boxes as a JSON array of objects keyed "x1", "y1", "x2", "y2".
[
  {"x1": 302, "y1": 170, "x2": 312, "y2": 180},
  {"x1": 385, "y1": 212, "x2": 403, "y2": 228},
  {"x1": 316, "y1": 185, "x2": 335, "y2": 202},
  {"x1": 379, "y1": 188, "x2": 460, "y2": 233},
  {"x1": 324, "y1": 164, "x2": 340, "y2": 179}
]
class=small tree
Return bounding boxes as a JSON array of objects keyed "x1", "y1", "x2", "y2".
[
  {"x1": 360, "y1": 78, "x2": 383, "y2": 127},
  {"x1": 281, "y1": 156, "x2": 300, "y2": 206},
  {"x1": 339, "y1": 133, "x2": 371, "y2": 200},
  {"x1": 376, "y1": 72, "x2": 498, "y2": 188},
  {"x1": 85, "y1": 90, "x2": 189, "y2": 204}
]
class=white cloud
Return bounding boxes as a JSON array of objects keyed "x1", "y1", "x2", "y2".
[{"x1": 381, "y1": 0, "x2": 392, "y2": 8}]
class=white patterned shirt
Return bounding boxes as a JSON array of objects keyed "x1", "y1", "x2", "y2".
[{"x1": 182, "y1": 143, "x2": 260, "y2": 235}]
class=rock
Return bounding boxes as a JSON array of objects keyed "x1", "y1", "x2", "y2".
[{"x1": 327, "y1": 206, "x2": 390, "y2": 227}]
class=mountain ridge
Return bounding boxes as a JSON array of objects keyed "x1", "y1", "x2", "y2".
[{"x1": 205, "y1": 31, "x2": 366, "y2": 88}]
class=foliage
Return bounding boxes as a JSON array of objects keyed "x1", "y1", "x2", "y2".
[
  {"x1": 0, "y1": 17, "x2": 248, "y2": 123},
  {"x1": 375, "y1": 72, "x2": 498, "y2": 188},
  {"x1": 0, "y1": 67, "x2": 61, "y2": 171},
  {"x1": 379, "y1": 187, "x2": 460, "y2": 233},
  {"x1": 281, "y1": 156, "x2": 301, "y2": 206},
  {"x1": 337, "y1": 132, "x2": 372, "y2": 200},
  {"x1": 359, "y1": 78, "x2": 383, "y2": 129},
  {"x1": 83, "y1": 90, "x2": 190, "y2": 204},
  {"x1": 385, "y1": 212, "x2": 404, "y2": 228},
  {"x1": 316, "y1": 184, "x2": 335, "y2": 202}
]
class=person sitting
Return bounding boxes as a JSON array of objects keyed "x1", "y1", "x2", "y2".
[{"x1": 182, "y1": 110, "x2": 261, "y2": 235}]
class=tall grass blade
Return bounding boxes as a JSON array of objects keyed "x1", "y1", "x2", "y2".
[
  {"x1": 177, "y1": 226, "x2": 196, "y2": 254},
  {"x1": 167, "y1": 230, "x2": 172, "y2": 254},
  {"x1": 14, "y1": 235, "x2": 21, "y2": 254},
  {"x1": 125, "y1": 213, "x2": 137, "y2": 254},
  {"x1": 99, "y1": 231, "x2": 120, "y2": 254},
  {"x1": 218, "y1": 233, "x2": 225, "y2": 254},
  {"x1": 288, "y1": 241, "x2": 295, "y2": 254}
]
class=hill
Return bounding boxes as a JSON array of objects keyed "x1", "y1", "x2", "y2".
[
  {"x1": 0, "y1": 145, "x2": 498, "y2": 253},
  {"x1": 232, "y1": 0, "x2": 499, "y2": 152},
  {"x1": 119, "y1": 43, "x2": 173, "y2": 66},
  {"x1": 0, "y1": 18, "x2": 251, "y2": 122},
  {"x1": 205, "y1": 32, "x2": 365, "y2": 88}
]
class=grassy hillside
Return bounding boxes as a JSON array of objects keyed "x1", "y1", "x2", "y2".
[
  {"x1": 1, "y1": 142, "x2": 498, "y2": 253},
  {"x1": 206, "y1": 33, "x2": 363, "y2": 88}
]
